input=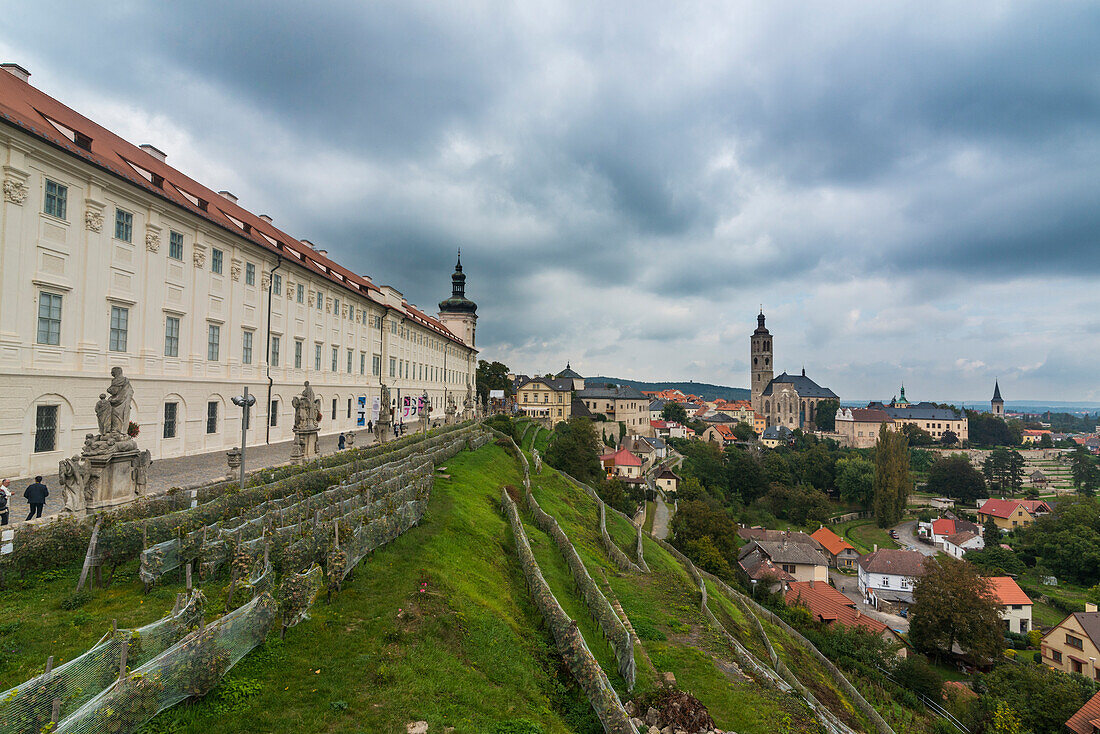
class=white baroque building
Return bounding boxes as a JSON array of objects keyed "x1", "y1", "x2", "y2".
[{"x1": 0, "y1": 63, "x2": 478, "y2": 480}]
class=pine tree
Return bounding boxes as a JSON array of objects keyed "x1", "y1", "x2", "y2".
[{"x1": 873, "y1": 424, "x2": 910, "y2": 527}]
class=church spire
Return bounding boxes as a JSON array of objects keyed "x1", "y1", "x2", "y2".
[{"x1": 992, "y1": 380, "x2": 1002, "y2": 402}]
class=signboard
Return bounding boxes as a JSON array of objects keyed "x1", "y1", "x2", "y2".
[
  {"x1": 401, "y1": 396, "x2": 418, "y2": 422},
  {"x1": 357, "y1": 396, "x2": 367, "y2": 427},
  {"x1": 489, "y1": 390, "x2": 504, "y2": 399}
]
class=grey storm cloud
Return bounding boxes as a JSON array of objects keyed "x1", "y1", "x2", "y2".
[{"x1": 3, "y1": 1, "x2": 1100, "y2": 400}]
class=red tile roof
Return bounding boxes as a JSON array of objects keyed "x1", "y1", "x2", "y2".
[
  {"x1": 931, "y1": 518, "x2": 956, "y2": 537},
  {"x1": 810, "y1": 527, "x2": 855, "y2": 557},
  {"x1": 785, "y1": 581, "x2": 892, "y2": 636},
  {"x1": 985, "y1": 576, "x2": 1032, "y2": 607},
  {"x1": 0, "y1": 68, "x2": 468, "y2": 346},
  {"x1": 599, "y1": 447, "x2": 642, "y2": 467},
  {"x1": 978, "y1": 499, "x2": 1032, "y2": 520},
  {"x1": 1066, "y1": 690, "x2": 1100, "y2": 734},
  {"x1": 1018, "y1": 499, "x2": 1051, "y2": 514}
]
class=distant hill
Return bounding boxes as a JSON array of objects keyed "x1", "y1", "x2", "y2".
[{"x1": 589, "y1": 376, "x2": 750, "y2": 402}]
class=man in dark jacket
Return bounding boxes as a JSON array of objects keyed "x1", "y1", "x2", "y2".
[{"x1": 24, "y1": 476, "x2": 48, "y2": 520}]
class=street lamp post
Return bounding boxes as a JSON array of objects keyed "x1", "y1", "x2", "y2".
[{"x1": 231, "y1": 388, "x2": 256, "y2": 489}]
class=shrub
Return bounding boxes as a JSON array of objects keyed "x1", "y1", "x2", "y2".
[
  {"x1": 892, "y1": 655, "x2": 943, "y2": 701},
  {"x1": 60, "y1": 590, "x2": 92, "y2": 610}
]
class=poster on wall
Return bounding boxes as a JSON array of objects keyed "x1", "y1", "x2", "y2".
[
  {"x1": 357, "y1": 396, "x2": 366, "y2": 427},
  {"x1": 402, "y1": 395, "x2": 418, "y2": 423},
  {"x1": 371, "y1": 396, "x2": 381, "y2": 424}
]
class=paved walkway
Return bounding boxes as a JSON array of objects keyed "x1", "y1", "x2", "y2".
[
  {"x1": 894, "y1": 520, "x2": 939, "y2": 557},
  {"x1": 830, "y1": 570, "x2": 909, "y2": 632},
  {"x1": 652, "y1": 493, "x2": 671, "y2": 540},
  {"x1": 4, "y1": 427, "x2": 394, "y2": 526}
]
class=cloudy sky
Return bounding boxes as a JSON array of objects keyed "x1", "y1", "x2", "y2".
[{"x1": 4, "y1": 2, "x2": 1099, "y2": 402}]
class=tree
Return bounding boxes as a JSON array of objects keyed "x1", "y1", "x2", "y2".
[
  {"x1": 982, "y1": 514, "x2": 1002, "y2": 544},
  {"x1": 1037, "y1": 433, "x2": 1054, "y2": 448},
  {"x1": 983, "y1": 448, "x2": 1025, "y2": 496},
  {"x1": 974, "y1": 661, "x2": 1100, "y2": 734},
  {"x1": 901, "y1": 423, "x2": 936, "y2": 446},
  {"x1": 670, "y1": 500, "x2": 740, "y2": 578},
  {"x1": 476, "y1": 360, "x2": 514, "y2": 405},
  {"x1": 909, "y1": 556, "x2": 1003, "y2": 661},
  {"x1": 940, "y1": 429, "x2": 958, "y2": 446},
  {"x1": 544, "y1": 417, "x2": 602, "y2": 483},
  {"x1": 873, "y1": 425, "x2": 910, "y2": 528},
  {"x1": 966, "y1": 546, "x2": 1025, "y2": 576},
  {"x1": 835, "y1": 455, "x2": 875, "y2": 507},
  {"x1": 927, "y1": 454, "x2": 987, "y2": 501},
  {"x1": 757, "y1": 483, "x2": 832, "y2": 526},
  {"x1": 814, "y1": 398, "x2": 839, "y2": 432},
  {"x1": 1070, "y1": 445, "x2": 1100, "y2": 496},
  {"x1": 731, "y1": 421, "x2": 756, "y2": 441},
  {"x1": 985, "y1": 703, "x2": 1027, "y2": 734},
  {"x1": 969, "y1": 412, "x2": 1021, "y2": 447},
  {"x1": 661, "y1": 402, "x2": 689, "y2": 424},
  {"x1": 795, "y1": 443, "x2": 836, "y2": 493},
  {"x1": 891, "y1": 655, "x2": 943, "y2": 701}
]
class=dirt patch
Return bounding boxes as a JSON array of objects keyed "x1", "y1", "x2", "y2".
[{"x1": 630, "y1": 688, "x2": 715, "y2": 732}]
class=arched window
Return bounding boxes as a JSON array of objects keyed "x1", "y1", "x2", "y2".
[{"x1": 764, "y1": 400, "x2": 770, "y2": 413}]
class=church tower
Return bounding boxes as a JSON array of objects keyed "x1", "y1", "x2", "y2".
[
  {"x1": 991, "y1": 380, "x2": 1004, "y2": 419},
  {"x1": 438, "y1": 253, "x2": 477, "y2": 347},
  {"x1": 750, "y1": 310, "x2": 773, "y2": 413}
]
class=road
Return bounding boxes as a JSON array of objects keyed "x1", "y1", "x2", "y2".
[
  {"x1": 893, "y1": 520, "x2": 939, "y2": 557},
  {"x1": 652, "y1": 493, "x2": 671, "y2": 540},
  {"x1": 830, "y1": 570, "x2": 909, "y2": 632}
]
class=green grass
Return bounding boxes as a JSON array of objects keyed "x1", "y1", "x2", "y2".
[
  {"x1": 643, "y1": 501, "x2": 656, "y2": 535},
  {"x1": 833, "y1": 520, "x2": 899, "y2": 554}
]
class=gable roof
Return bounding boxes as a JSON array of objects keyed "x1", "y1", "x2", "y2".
[
  {"x1": 570, "y1": 397, "x2": 594, "y2": 419},
  {"x1": 1018, "y1": 499, "x2": 1052, "y2": 514},
  {"x1": 931, "y1": 518, "x2": 956, "y2": 537},
  {"x1": 761, "y1": 372, "x2": 838, "y2": 399},
  {"x1": 811, "y1": 527, "x2": 855, "y2": 557},
  {"x1": 517, "y1": 376, "x2": 573, "y2": 392},
  {"x1": 785, "y1": 581, "x2": 894, "y2": 637},
  {"x1": 978, "y1": 498, "x2": 1033, "y2": 520},
  {"x1": 866, "y1": 401, "x2": 966, "y2": 422},
  {"x1": 985, "y1": 577, "x2": 1031, "y2": 607},
  {"x1": 577, "y1": 384, "x2": 647, "y2": 400},
  {"x1": 739, "y1": 548, "x2": 796, "y2": 582},
  {"x1": 738, "y1": 528, "x2": 818, "y2": 545},
  {"x1": 857, "y1": 549, "x2": 926, "y2": 577},
  {"x1": 944, "y1": 531, "x2": 980, "y2": 547},
  {"x1": 761, "y1": 425, "x2": 793, "y2": 440},
  {"x1": 0, "y1": 68, "x2": 470, "y2": 347},
  {"x1": 599, "y1": 447, "x2": 642, "y2": 467},
  {"x1": 656, "y1": 468, "x2": 681, "y2": 481},
  {"x1": 742, "y1": 540, "x2": 829, "y2": 567},
  {"x1": 1066, "y1": 690, "x2": 1100, "y2": 734}
]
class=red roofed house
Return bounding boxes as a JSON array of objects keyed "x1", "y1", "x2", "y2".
[
  {"x1": 702, "y1": 423, "x2": 738, "y2": 447},
  {"x1": 785, "y1": 581, "x2": 906, "y2": 654},
  {"x1": 986, "y1": 576, "x2": 1032, "y2": 634},
  {"x1": 810, "y1": 526, "x2": 860, "y2": 570},
  {"x1": 599, "y1": 447, "x2": 643, "y2": 480},
  {"x1": 834, "y1": 407, "x2": 896, "y2": 448},
  {"x1": 942, "y1": 531, "x2": 984, "y2": 559},
  {"x1": 977, "y1": 499, "x2": 1038, "y2": 531},
  {"x1": 1066, "y1": 690, "x2": 1100, "y2": 734}
]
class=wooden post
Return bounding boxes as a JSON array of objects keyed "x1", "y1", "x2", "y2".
[
  {"x1": 334, "y1": 518, "x2": 340, "y2": 548},
  {"x1": 117, "y1": 638, "x2": 129, "y2": 685},
  {"x1": 141, "y1": 522, "x2": 148, "y2": 549},
  {"x1": 75, "y1": 516, "x2": 104, "y2": 593},
  {"x1": 172, "y1": 592, "x2": 182, "y2": 615},
  {"x1": 112, "y1": 618, "x2": 117, "y2": 633},
  {"x1": 51, "y1": 699, "x2": 61, "y2": 726},
  {"x1": 185, "y1": 562, "x2": 192, "y2": 591},
  {"x1": 45, "y1": 655, "x2": 54, "y2": 675}
]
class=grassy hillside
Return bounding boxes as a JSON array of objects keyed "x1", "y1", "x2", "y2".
[{"x1": 0, "y1": 438, "x2": 897, "y2": 734}]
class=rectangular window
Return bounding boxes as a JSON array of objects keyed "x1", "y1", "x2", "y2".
[
  {"x1": 331, "y1": 346, "x2": 338, "y2": 371},
  {"x1": 207, "y1": 324, "x2": 220, "y2": 361},
  {"x1": 360, "y1": 351, "x2": 366, "y2": 375},
  {"x1": 389, "y1": 357, "x2": 396, "y2": 377},
  {"x1": 34, "y1": 405, "x2": 58, "y2": 453},
  {"x1": 347, "y1": 398, "x2": 352, "y2": 418},
  {"x1": 331, "y1": 398, "x2": 337, "y2": 420},
  {"x1": 163, "y1": 402, "x2": 178, "y2": 439},
  {"x1": 270, "y1": 335, "x2": 281, "y2": 366},
  {"x1": 296, "y1": 283, "x2": 304, "y2": 303},
  {"x1": 169, "y1": 231, "x2": 184, "y2": 260},
  {"x1": 333, "y1": 297, "x2": 340, "y2": 315},
  {"x1": 211, "y1": 248, "x2": 223, "y2": 274},
  {"x1": 391, "y1": 321, "x2": 397, "y2": 334},
  {"x1": 314, "y1": 343, "x2": 322, "y2": 371},
  {"x1": 164, "y1": 315, "x2": 180, "y2": 357},
  {"x1": 37, "y1": 292, "x2": 62, "y2": 345},
  {"x1": 270, "y1": 400, "x2": 278, "y2": 427},
  {"x1": 1052, "y1": 650, "x2": 1063, "y2": 663},
  {"x1": 109, "y1": 305, "x2": 129, "y2": 352},
  {"x1": 44, "y1": 179, "x2": 67, "y2": 219},
  {"x1": 242, "y1": 330, "x2": 253, "y2": 364},
  {"x1": 294, "y1": 339, "x2": 303, "y2": 369},
  {"x1": 373, "y1": 354, "x2": 381, "y2": 376},
  {"x1": 206, "y1": 401, "x2": 218, "y2": 434},
  {"x1": 1067, "y1": 634, "x2": 1083, "y2": 650},
  {"x1": 272, "y1": 273, "x2": 282, "y2": 294},
  {"x1": 316, "y1": 291, "x2": 323, "y2": 309},
  {"x1": 346, "y1": 348, "x2": 352, "y2": 374},
  {"x1": 114, "y1": 209, "x2": 133, "y2": 242},
  {"x1": 245, "y1": 263, "x2": 256, "y2": 286}
]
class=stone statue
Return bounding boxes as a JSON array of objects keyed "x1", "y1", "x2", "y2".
[
  {"x1": 445, "y1": 394, "x2": 457, "y2": 424},
  {"x1": 464, "y1": 381, "x2": 475, "y2": 412},
  {"x1": 59, "y1": 455, "x2": 91, "y2": 513},
  {"x1": 107, "y1": 367, "x2": 134, "y2": 435},
  {"x1": 419, "y1": 391, "x2": 431, "y2": 433},
  {"x1": 132, "y1": 450, "x2": 152, "y2": 495},
  {"x1": 378, "y1": 384, "x2": 392, "y2": 425},
  {"x1": 95, "y1": 393, "x2": 111, "y2": 436},
  {"x1": 292, "y1": 381, "x2": 320, "y2": 431}
]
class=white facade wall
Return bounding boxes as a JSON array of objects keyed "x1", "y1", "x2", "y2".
[
  {"x1": 1000, "y1": 604, "x2": 1033, "y2": 634},
  {"x1": 857, "y1": 567, "x2": 917, "y2": 597},
  {"x1": 0, "y1": 127, "x2": 476, "y2": 479}
]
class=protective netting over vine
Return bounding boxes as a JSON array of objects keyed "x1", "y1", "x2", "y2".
[
  {"x1": 0, "y1": 591, "x2": 205, "y2": 734},
  {"x1": 54, "y1": 592, "x2": 279, "y2": 734}
]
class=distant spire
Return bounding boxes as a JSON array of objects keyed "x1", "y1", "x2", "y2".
[
  {"x1": 801, "y1": 366, "x2": 806, "y2": 377},
  {"x1": 992, "y1": 380, "x2": 1003, "y2": 402}
]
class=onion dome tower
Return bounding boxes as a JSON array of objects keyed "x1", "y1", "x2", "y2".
[{"x1": 438, "y1": 252, "x2": 477, "y2": 347}]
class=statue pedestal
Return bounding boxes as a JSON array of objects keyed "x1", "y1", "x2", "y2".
[
  {"x1": 85, "y1": 450, "x2": 140, "y2": 514},
  {"x1": 292, "y1": 429, "x2": 319, "y2": 464},
  {"x1": 374, "y1": 420, "x2": 390, "y2": 445}
]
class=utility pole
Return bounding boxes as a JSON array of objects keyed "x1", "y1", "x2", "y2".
[{"x1": 231, "y1": 388, "x2": 256, "y2": 488}]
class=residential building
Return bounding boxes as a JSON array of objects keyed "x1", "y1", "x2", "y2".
[
  {"x1": 737, "y1": 528, "x2": 819, "y2": 546},
  {"x1": 749, "y1": 311, "x2": 838, "y2": 431},
  {"x1": 650, "y1": 420, "x2": 688, "y2": 439},
  {"x1": 0, "y1": 64, "x2": 477, "y2": 478},
  {"x1": 834, "y1": 407, "x2": 895, "y2": 449},
  {"x1": 702, "y1": 423, "x2": 737, "y2": 447},
  {"x1": 942, "y1": 531, "x2": 984, "y2": 559},
  {"x1": 856, "y1": 549, "x2": 927, "y2": 607},
  {"x1": 1040, "y1": 605, "x2": 1100, "y2": 680},
  {"x1": 599, "y1": 446, "x2": 643, "y2": 480},
  {"x1": 1065, "y1": 690, "x2": 1100, "y2": 734},
  {"x1": 785, "y1": 581, "x2": 906, "y2": 653},
  {"x1": 753, "y1": 412, "x2": 766, "y2": 435},
  {"x1": 986, "y1": 576, "x2": 1032, "y2": 634},
  {"x1": 739, "y1": 539, "x2": 830, "y2": 586},
  {"x1": 760, "y1": 424, "x2": 793, "y2": 448},
  {"x1": 515, "y1": 376, "x2": 573, "y2": 421},
  {"x1": 977, "y1": 498, "x2": 1044, "y2": 531},
  {"x1": 655, "y1": 467, "x2": 680, "y2": 495},
  {"x1": 1021, "y1": 429, "x2": 1052, "y2": 444},
  {"x1": 649, "y1": 399, "x2": 667, "y2": 421},
  {"x1": 926, "y1": 517, "x2": 980, "y2": 547},
  {"x1": 715, "y1": 399, "x2": 754, "y2": 424},
  {"x1": 810, "y1": 526, "x2": 859, "y2": 569},
  {"x1": 577, "y1": 383, "x2": 650, "y2": 436}
]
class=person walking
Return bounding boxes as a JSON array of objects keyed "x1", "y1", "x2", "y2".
[
  {"x1": 367, "y1": 420, "x2": 373, "y2": 434},
  {"x1": 0, "y1": 479, "x2": 11, "y2": 526},
  {"x1": 338, "y1": 432, "x2": 346, "y2": 450},
  {"x1": 24, "y1": 476, "x2": 48, "y2": 521}
]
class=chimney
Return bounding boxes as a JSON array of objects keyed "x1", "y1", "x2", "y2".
[
  {"x1": 139, "y1": 144, "x2": 167, "y2": 162},
  {"x1": 301, "y1": 240, "x2": 317, "y2": 250},
  {"x1": 1087, "y1": 602, "x2": 1098, "y2": 613},
  {"x1": 809, "y1": 580, "x2": 815, "y2": 589},
  {"x1": 317, "y1": 249, "x2": 328, "y2": 257},
  {"x1": 258, "y1": 214, "x2": 272, "y2": 223},
  {"x1": 873, "y1": 544, "x2": 878, "y2": 552},
  {"x1": 360, "y1": 274, "x2": 372, "y2": 283},
  {"x1": 1, "y1": 63, "x2": 30, "y2": 82},
  {"x1": 217, "y1": 190, "x2": 238, "y2": 204}
]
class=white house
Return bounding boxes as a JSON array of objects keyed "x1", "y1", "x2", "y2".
[
  {"x1": 988, "y1": 576, "x2": 1033, "y2": 634},
  {"x1": 942, "y1": 531, "x2": 984, "y2": 559},
  {"x1": 856, "y1": 549, "x2": 927, "y2": 606}
]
